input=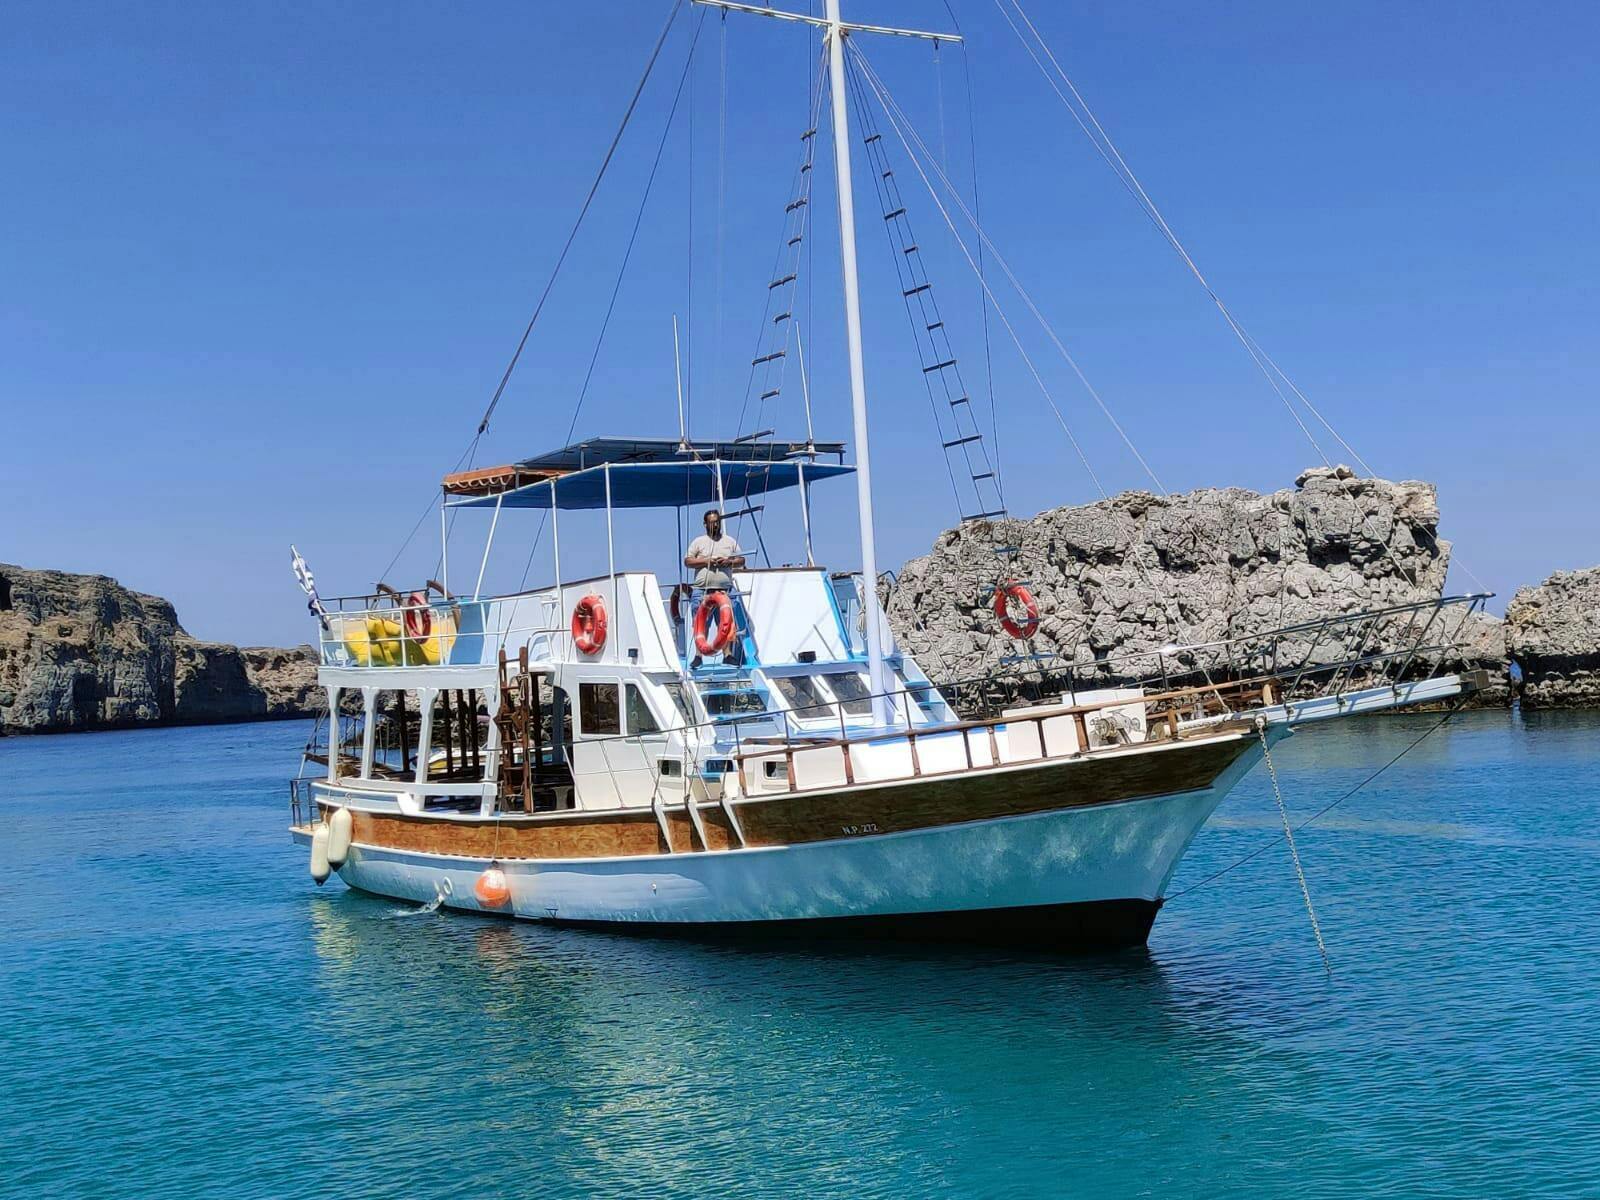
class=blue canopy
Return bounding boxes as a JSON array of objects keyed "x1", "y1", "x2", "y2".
[{"x1": 445, "y1": 459, "x2": 855, "y2": 511}]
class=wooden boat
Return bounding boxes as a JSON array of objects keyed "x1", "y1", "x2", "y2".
[{"x1": 287, "y1": 1, "x2": 1489, "y2": 948}]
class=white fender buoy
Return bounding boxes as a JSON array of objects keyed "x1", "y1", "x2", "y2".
[
  {"x1": 326, "y1": 807, "x2": 353, "y2": 868},
  {"x1": 474, "y1": 864, "x2": 511, "y2": 908},
  {"x1": 309, "y1": 823, "x2": 331, "y2": 885}
]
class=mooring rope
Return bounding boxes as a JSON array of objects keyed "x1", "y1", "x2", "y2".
[
  {"x1": 1256, "y1": 718, "x2": 1331, "y2": 974},
  {"x1": 1168, "y1": 700, "x2": 1468, "y2": 909}
]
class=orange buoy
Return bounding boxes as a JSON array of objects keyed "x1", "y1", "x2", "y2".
[
  {"x1": 474, "y1": 864, "x2": 512, "y2": 908},
  {"x1": 693, "y1": 591, "x2": 736, "y2": 655},
  {"x1": 993, "y1": 582, "x2": 1040, "y2": 640},
  {"x1": 570, "y1": 594, "x2": 608, "y2": 655}
]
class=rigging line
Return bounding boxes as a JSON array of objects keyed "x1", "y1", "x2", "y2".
[
  {"x1": 856, "y1": 49, "x2": 1235, "y2": 691},
  {"x1": 729, "y1": 47, "x2": 830, "y2": 441},
  {"x1": 1257, "y1": 719, "x2": 1331, "y2": 973},
  {"x1": 841, "y1": 62, "x2": 966, "y2": 520},
  {"x1": 853, "y1": 47, "x2": 1156, "y2": 493},
  {"x1": 1166, "y1": 698, "x2": 1466, "y2": 903},
  {"x1": 847, "y1": 52, "x2": 1105, "y2": 499},
  {"x1": 472, "y1": 0, "x2": 685, "y2": 441},
  {"x1": 1238, "y1": 328, "x2": 1490, "y2": 595},
  {"x1": 515, "y1": 12, "x2": 711, "y2": 592},
  {"x1": 377, "y1": 434, "x2": 478, "y2": 587},
  {"x1": 991, "y1": 0, "x2": 1332, "y2": 467},
  {"x1": 941, "y1": 0, "x2": 1004, "y2": 511}
]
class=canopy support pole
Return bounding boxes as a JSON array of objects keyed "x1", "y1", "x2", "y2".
[
  {"x1": 605, "y1": 463, "x2": 617, "y2": 652},
  {"x1": 797, "y1": 460, "x2": 813, "y2": 566},
  {"x1": 474, "y1": 491, "x2": 504, "y2": 600},
  {"x1": 550, "y1": 478, "x2": 564, "y2": 652},
  {"x1": 439, "y1": 497, "x2": 449, "y2": 595}
]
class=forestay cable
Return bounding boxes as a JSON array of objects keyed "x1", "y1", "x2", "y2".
[
  {"x1": 471, "y1": 0, "x2": 686, "y2": 442},
  {"x1": 852, "y1": 47, "x2": 1167, "y2": 496}
]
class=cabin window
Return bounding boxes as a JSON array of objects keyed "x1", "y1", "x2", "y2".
[
  {"x1": 698, "y1": 679, "x2": 766, "y2": 718},
  {"x1": 625, "y1": 684, "x2": 661, "y2": 735},
  {"x1": 823, "y1": 671, "x2": 874, "y2": 716},
  {"x1": 661, "y1": 680, "x2": 694, "y2": 727},
  {"x1": 772, "y1": 674, "x2": 833, "y2": 720},
  {"x1": 578, "y1": 682, "x2": 621, "y2": 736}
]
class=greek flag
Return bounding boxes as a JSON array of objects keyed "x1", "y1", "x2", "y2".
[{"x1": 290, "y1": 545, "x2": 327, "y2": 626}]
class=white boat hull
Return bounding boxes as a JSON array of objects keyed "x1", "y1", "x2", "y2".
[{"x1": 298, "y1": 737, "x2": 1263, "y2": 947}]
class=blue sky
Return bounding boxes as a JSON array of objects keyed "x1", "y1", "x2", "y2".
[{"x1": 4, "y1": 1, "x2": 1596, "y2": 647}]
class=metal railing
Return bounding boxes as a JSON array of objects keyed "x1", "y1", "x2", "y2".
[
  {"x1": 973, "y1": 592, "x2": 1493, "y2": 718},
  {"x1": 316, "y1": 587, "x2": 563, "y2": 670},
  {"x1": 290, "y1": 593, "x2": 1489, "y2": 818}
]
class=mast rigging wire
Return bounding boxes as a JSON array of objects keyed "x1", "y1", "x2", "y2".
[
  {"x1": 991, "y1": 0, "x2": 1487, "y2": 596},
  {"x1": 471, "y1": 0, "x2": 686, "y2": 442},
  {"x1": 990, "y1": 0, "x2": 1330, "y2": 467},
  {"x1": 938, "y1": 0, "x2": 1004, "y2": 508},
  {"x1": 853, "y1": 49, "x2": 1168, "y2": 496},
  {"x1": 1166, "y1": 698, "x2": 1467, "y2": 903},
  {"x1": 515, "y1": 10, "x2": 712, "y2": 591}
]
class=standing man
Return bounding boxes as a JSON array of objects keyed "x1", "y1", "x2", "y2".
[
  {"x1": 684, "y1": 509, "x2": 746, "y2": 592},
  {"x1": 684, "y1": 509, "x2": 747, "y2": 665}
]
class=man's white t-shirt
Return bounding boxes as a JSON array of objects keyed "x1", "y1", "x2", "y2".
[{"x1": 687, "y1": 532, "x2": 742, "y2": 590}]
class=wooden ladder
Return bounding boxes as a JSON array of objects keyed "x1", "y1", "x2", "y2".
[{"x1": 494, "y1": 647, "x2": 542, "y2": 812}]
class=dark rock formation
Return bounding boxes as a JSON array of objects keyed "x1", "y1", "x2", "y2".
[
  {"x1": 1506, "y1": 567, "x2": 1600, "y2": 708},
  {"x1": 887, "y1": 467, "x2": 1509, "y2": 704},
  {"x1": 0, "y1": 563, "x2": 321, "y2": 735},
  {"x1": 240, "y1": 644, "x2": 322, "y2": 717}
]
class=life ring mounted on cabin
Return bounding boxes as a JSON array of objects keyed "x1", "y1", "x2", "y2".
[
  {"x1": 571, "y1": 594, "x2": 608, "y2": 656},
  {"x1": 693, "y1": 591, "x2": 736, "y2": 655},
  {"x1": 993, "y1": 581, "x2": 1040, "y2": 640}
]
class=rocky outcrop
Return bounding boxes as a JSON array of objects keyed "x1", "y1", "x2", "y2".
[
  {"x1": 1505, "y1": 568, "x2": 1600, "y2": 708},
  {"x1": 240, "y1": 644, "x2": 321, "y2": 717},
  {"x1": 887, "y1": 467, "x2": 1509, "y2": 702},
  {"x1": 0, "y1": 563, "x2": 322, "y2": 735}
]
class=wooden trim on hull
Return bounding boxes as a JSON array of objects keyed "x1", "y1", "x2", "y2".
[{"x1": 336, "y1": 733, "x2": 1254, "y2": 862}]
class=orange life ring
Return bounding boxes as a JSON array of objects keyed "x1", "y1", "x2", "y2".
[
  {"x1": 402, "y1": 591, "x2": 432, "y2": 640},
  {"x1": 993, "y1": 582, "x2": 1039, "y2": 640},
  {"x1": 571, "y1": 594, "x2": 607, "y2": 655},
  {"x1": 693, "y1": 591, "x2": 736, "y2": 655}
]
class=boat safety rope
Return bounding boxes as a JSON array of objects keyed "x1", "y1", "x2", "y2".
[
  {"x1": 852, "y1": 49, "x2": 1236, "y2": 692},
  {"x1": 992, "y1": 0, "x2": 1490, "y2": 595},
  {"x1": 515, "y1": 9, "x2": 710, "y2": 592},
  {"x1": 851, "y1": 47, "x2": 1164, "y2": 496},
  {"x1": 376, "y1": 0, "x2": 685, "y2": 590},
  {"x1": 472, "y1": 0, "x2": 686, "y2": 442},
  {"x1": 939, "y1": 0, "x2": 1003, "y2": 502},
  {"x1": 847, "y1": 49, "x2": 1104, "y2": 500},
  {"x1": 1255, "y1": 718, "x2": 1331, "y2": 974},
  {"x1": 1166, "y1": 697, "x2": 1468, "y2": 903}
]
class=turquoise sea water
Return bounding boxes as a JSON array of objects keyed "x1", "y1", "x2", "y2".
[{"x1": 4, "y1": 710, "x2": 1599, "y2": 1198}]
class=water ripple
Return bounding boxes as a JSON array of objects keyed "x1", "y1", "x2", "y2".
[{"x1": 2, "y1": 711, "x2": 1597, "y2": 1198}]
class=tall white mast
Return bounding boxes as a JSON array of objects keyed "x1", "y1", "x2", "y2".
[
  {"x1": 693, "y1": 0, "x2": 959, "y2": 726},
  {"x1": 822, "y1": 0, "x2": 890, "y2": 725}
]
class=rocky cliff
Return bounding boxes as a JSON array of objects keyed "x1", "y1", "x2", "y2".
[
  {"x1": 887, "y1": 467, "x2": 1509, "y2": 703},
  {"x1": 1505, "y1": 567, "x2": 1600, "y2": 708},
  {"x1": 0, "y1": 563, "x2": 320, "y2": 735}
]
